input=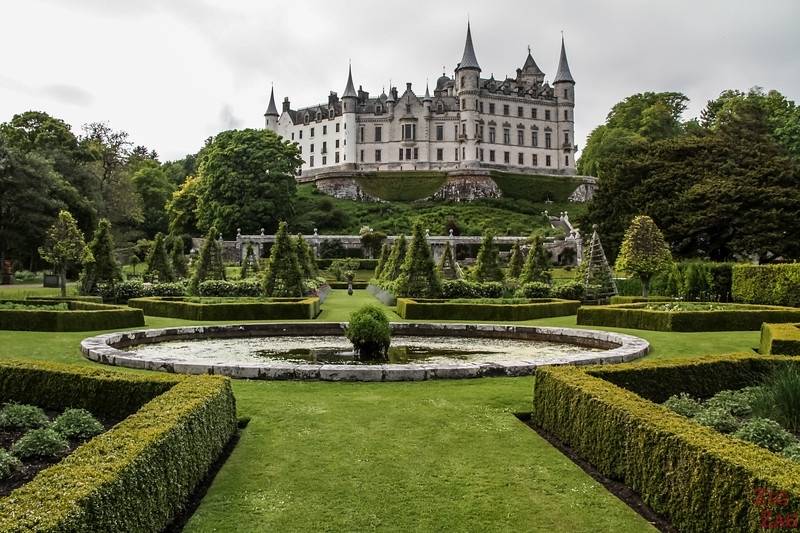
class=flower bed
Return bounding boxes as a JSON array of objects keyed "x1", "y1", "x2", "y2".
[
  {"x1": 532, "y1": 354, "x2": 800, "y2": 532},
  {"x1": 396, "y1": 297, "x2": 580, "y2": 321},
  {"x1": 0, "y1": 359, "x2": 236, "y2": 532},
  {"x1": 761, "y1": 323, "x2": 800, "y2": 356},
  {"x1": 577, "y1": 302, "x2": 800, "y2": 331},
  {"x1": 127, "y1": 296, "x2": 321, "y2": 321},
  {"x1": 0, "y1": 299, "x2": 144, "y2": 332}
]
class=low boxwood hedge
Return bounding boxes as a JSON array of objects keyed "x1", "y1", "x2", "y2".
[
  {"x1": 396, "y1": 297, "x2": 580, "y2": 321},
  {"x1": 128, "y1": 296, "x2": 321, "y2": 321},
  {"x1": 533, "y1": 354, "x2": 800, "y2": 533},
  {"x1": 760, "y1": 323, "x2": 800, "y2": 356},
  {"x1": 316, "y1": 258, "x2": 378, "y2": 270},
  {"x1": 577, "y1": 302, "x2": 800, "y2": 331},
  {"x1": 608, "y1": 296, "x2": 674, "y2": 305},
  {"x1": 0, "y1": 299, "x2": 144, "y2": 332},
  {"x1": 0, "y1": 359, "x2": 237, "y2": 532},
  {"x1": 733, "y1": 263, "x2": 800, "y2": 307}
]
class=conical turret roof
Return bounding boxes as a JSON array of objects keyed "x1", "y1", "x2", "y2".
[
  {"x1": 456, "y1": 22, "x2": 480, "y2": 71},
  {"x1": 265, "y1": 86, "x2": 278, "y2": 116},
  {"x1": 522, "y1": 47, "x2": 544, "y2": 76},
  {"x1": 554, "y1": 36, "x2": 575, "y2": 83},
  {"x1": 343, "y1": 64, "x2": 357, "y2": 98}
]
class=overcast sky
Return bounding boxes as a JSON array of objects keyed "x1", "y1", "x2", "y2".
[{"x1": 2, "y1": 0, "x2": 798, "y2": 161}]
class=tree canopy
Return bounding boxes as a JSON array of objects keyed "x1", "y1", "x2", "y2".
[{"x1": 615, "y1": 215, "x2": 672, "y2": 296}]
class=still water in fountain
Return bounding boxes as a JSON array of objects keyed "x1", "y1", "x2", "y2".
[{"x1": 128, "y1": 335, "x2": 601, "y2": 366}]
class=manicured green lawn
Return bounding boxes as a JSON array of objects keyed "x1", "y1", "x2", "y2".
[{"x1": 0, "y1": 289, "x2": 761, "y2": 531}]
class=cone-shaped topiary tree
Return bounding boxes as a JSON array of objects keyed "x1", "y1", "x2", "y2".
[
  {"x1": 188, "y1": 226, "x2": 226, "y2": 295},
  {"x1": 39, "y1": 210, "x2": 88, "y2": 297},
  {"x1": 582, "y1": 225, "x2": 617, "y2": 300},
  {"x1": 471, "y1": 231, "x2": 503, "y2": 282},
  {"x1": 507, "y1": 241, "x2": 524, "y2": 279},
  {"x1": 295, "y1": 234, "x2": 318, "y2": 280},
  {"x1": 169, "y1": 235, "x2": 189, "y2": 279},
  {"x1": 240, "y1": 242, "x2": 260, "y2": 279},
  {"x1": 437, "y1": 241, "x2": 461, "y2": 280},
  {"x1": 519, "y1": 236, "x2": 552, "y2": 285},
  {"x1": 381, "y1": 235, "x2": 407, "y2": 281},
  {"x1": 374, "y1": 242, "x2": 391, "y2": 279},
  {"x1": 395, "y1": 223, "x2": 441, "y2": 298},
  {"x1": 80, "y1": 218, "x2": 121, "y2": 294},
  {"x1": 145, "y1": 233, "x2": 175, "y2": 283},
  {"x1": 615, "y1": 215, "x2": 673, "y2": 297},
  {"x1": 263, "y1": 222, "x2": 304, "y2": 297}
]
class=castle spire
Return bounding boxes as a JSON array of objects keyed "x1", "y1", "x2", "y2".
[
  {"x1": 265, "y1": 86, "x2": 278, "y2": 116},
  {"x1": 424, "y1": 81, "x2": 431, "y2": 100},
  {"x1": 456, "y1": 22, "x2": 480, "y2": 71},
  {"x1": 342, "y1": 63, "x2": 357, "y2": 98},
  {"x1": 522, "y1": 46, "x2": 544, "y2": 76},
  {"x1": 554, "y1": 35, "x2": 575, "y2": 84}
]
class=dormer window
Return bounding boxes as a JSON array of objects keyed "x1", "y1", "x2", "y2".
[
  {"x1": 437, "y1": 102, "x2": 444, "y2": 113},
  {"x1": 376, "y1": 104, "x2": 383, "y2": 114},
  {"x1": 329, "y1": 108, "x2": 335, "y2": 119},
  {"x1": 316, "y1": 111, "x2": 322, "y2": 122},
  {"x1": 303, "y1": 113, "x2": 310, "y2": 125}
]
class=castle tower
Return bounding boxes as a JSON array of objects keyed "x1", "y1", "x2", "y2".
[
  {"x1": 455, "y1": 22, "x2": 481, "y2": 168},
  {"x1": 264, "y1": 86, "x2": 279, "y2": 131},
  {"x1": 341, "y1": 65, "x2": 358, "y2": 167},
  {"x1": 553, "y1": 36, "x2": 576, "y2": 172}
]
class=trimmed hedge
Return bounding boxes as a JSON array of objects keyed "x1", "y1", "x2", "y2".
[
  {"x1": 396, "y1": 297, "x2": 580, "y2": 321},
  {"x1": 760, "y1": 323, "x2": 800, "y2": 356},
  {"x1": 128, "y1": 296, "x2": 321, "y2": 321},
  {"x1": 0, "y1": 359, "x2": 237, "y2": 532},
  {"x1": 198, "y1": 279, "x2": 262, "y2": 297},
  {"x1": 441, "y1": 279, "x2": 504, "y2": 299},
  {"x1": 26, "y1": 296, "x2": 103, "y2": 303},
  {"x1": 733, "y1": 264, "x2": 800, "y2": 307},
  {"x1": 533, "y1": 354, "x2": 800, "y2": 533},
  {"x1": 577, "y1": 302, "x2": 800, "y2": 331},
  {"x1": 608, "y1": 296, "x2": 674, "y2": 305},
  {"x1": 0, "y1": 299, "x2": 144, "y2": 332},
  {"x1": 316, "y1": 258, "x2": 378, "y2": 270}
]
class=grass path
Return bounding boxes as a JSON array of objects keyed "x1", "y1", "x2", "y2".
[{"x1": 0, "y1": 289, "x2": 761, "y2": 531}]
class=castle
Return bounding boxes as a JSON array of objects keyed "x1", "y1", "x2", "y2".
[{"x1": 264, "y1": 23, "x2": 576, "y2": 178}]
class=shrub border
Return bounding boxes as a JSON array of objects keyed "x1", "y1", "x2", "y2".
[
  {"x1": 0, "y1": 299, "x2": 144, "y2": 332},
  {"x1": 0, "y1": 359, "x2": 236, "y2": 532},
  {"x1": 396, "y1": 297, "x2": 580, "y2": 321},
  {"x1": 128, "y1": 296, "x2": 321, "y2": 321},
  {"x1": 577, "y1": 302, "x2": 800, "y2": 331},
  {"x1": 760, "y1": 322, "x2": 800, "y2": 356},
  {"x1": 532, "y1": 354, "x2": 800, "y2": 532}
]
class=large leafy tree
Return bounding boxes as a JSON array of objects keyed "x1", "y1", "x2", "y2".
[
  {"x1": 167, "y1": 175, "x2": 202, "y2": 236},
  {"x1": 131, "y1": 161, "x2": 175, "y2": 237},
  {"x1": 615, "y1": 215, "x2": 672, "y2": 297},
  {"x1": 395, "y1": 223, "x2": 441, "y2": 298},
  {"x1": 38, "y1": 210, "x2": 88, "y2": 296},
  {"x1": 196, "y1": 129, "x2": 303, "y2": 236}
]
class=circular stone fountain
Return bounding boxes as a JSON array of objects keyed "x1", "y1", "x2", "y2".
[{"x1": 81, "y1": 323, "x2": 649, "y2": 381}]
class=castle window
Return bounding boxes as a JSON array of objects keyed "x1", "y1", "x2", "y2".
[
  {"x1": 479, "y1": 101, "x2": 484, "y2": 113},
  {"x1": 322, "y1": 141, "x2": 327, "y2": 154},
  {"x1": 563, "y1": 88, "x2": 569, "y2": 99},
  {"x1": 413, "y1": 148, "x2": 419, "y2": 160},
  {"x1": 545, "y1": 109, "x2": 551, "y2": 121},
  {"x1": 298, "y1": 146, "x2": 302, "y2": 153},
  {"x1": 304, "y1": 113, "x2": 309, "y2": 125},
  {"x1": 406, "y1": 148, "x2": 412, "y2": 160},
  {"x1": 461, "y1": 98, "x2": 465, "y2": 109},
  {"x1": 564, "y1": 132, "x2": 569, "y2": 145},
  {"x1": 489, "y1": 127, "x2": 496, "y2": 143},
  {"x1": 335, "y1": 152, "x2": 340, "y2": 163},
  {"x1": 454, "y1": 124, "x2": 458, "y2": 138},
  {"x1": 518, "y1": 153, "x2": 524, "y2": 165},
  {"x1": 316, "y1": 111, "x2": 322, "y2": 121},
  {"x1": 545, "y1": 132, "x2": 552, "y2": 149},
  {"x1": 375, "y1": 126, "x2": 382, "y2": 142},
  {"x1": 322, "y1": 155, "x2": 327, "y2": 165},
  {"x1": 489, "y1": 150, "x2": 495, "y2": 162},
  {"x1": 309, "y1": 155, "x2": 314, "y2": 167},
  {"x1": 399, "y1": 148, "x2": 404, "y2": 160},
  {"x1": 532, "y1": 154, "x2": 538, "y2": 166},
  {"x1": 323, "y1": 125, "x2": 327, "y2": 135},
  {"x1": 462, "y1": 147, "x2": 465, "y2": 160},
  {"x1": 359, "y1": 127, "x2": 364, "y2": 143},
  {"x1": 461, "y1": 77, "x2": 465, "y2": 88},
  {"x1": 504, "y1": 151, "x2": 510, "y2": 163},
  {"x1": 503, "y1": 128, "x2": 510, "y2": 144},
  {"x1": 517, "y1": 130, "x2": 524, "y2": 146},
  {"x1": 479, "y1": 149, "x2": 484, "y2": 161},
  {"x1": 360, "y1": 150, "x2": 364, "y2": 162},
  {"x1": 489, "y1": 103, "x2": 495, "y2": 114},
  {"x1": 437, "y1": 102, "x2": 444, "y2": 113},
  {"x1": 310, "y1": 143, "x2": 314, "y2": 153},
  {"x1": 532, "y1": 131, "x2": 539, "y2": 147},
  {"x1": 299, "y1": 130, "x2": 303, "y2": 139},
  {"x1": 329, "y1": 108, "x2": 335, "y2": 119},
  {"x1": 517, "y1": 106, "x2": 523, "y2": 117},
  {"x1": 565, "y1": 155, "x2": 569, "y2": 166},
  {"x1": 291, "y1": 132, "x2": 295, "y2": 140},
  {"x1": 455, "y1": 148, "x2": 459, "y2": 161},
  {"x1": 479, "y1": 124, "x2": 484, "y2": 141},
  {"x1": 564, "y1": 109, "x2": 569, "y2": 121},
  {"x1": 310, "y1": 127, "x2": 315, "y2": 137},
  {"x1": 503, "y1": 104, "x2": 509, "y2": 116},
  {"x1": 402, "y1": 124, "x2": 416, "y2": 140},
  {"x1": 546, "y1": 155, "x2": 551, "y2": 167},
  {"x1": 436, "y1": 148, "x2": 443, "y2": 161},
  {"x1": 532, "y1": 108, "x2": 538, "y2": 119},
  {"x1": 436, "y1": 125, "x2": 444, "y2": 141},
  {"x1": 335, "y1": 139, "x2": 340, "y2": 148},
  {"x1": 376, "y1": 104, "x2": 383, "y2": 114},
  {"x1": 375, "y1": 149, "x2": 382, "y2": 162},
  {"x1": 336, "y1": 123, "x2": 340, "y2": 133}
]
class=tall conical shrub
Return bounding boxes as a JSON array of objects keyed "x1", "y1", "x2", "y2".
[
  {"x1": 240, "y1": 242, "x2": 260, "y2": 279},
  {"x1": 169, "y1": 235, "x2": 189, "y2": 279},
  {"x1": 519, "y1": 236, "x2": 552, "y2": 285},
  {"x1": 381, "y1": 235, "x2": 407, "y2": 281},
  {"x1": 395, "y1": 223, "x2": 441, "y2": 298},
  {"x1": 295, "y1": 234, "x2": 318, "y2": 280},
  {"x1": 80, "y1": 218, "x2": 121, "y2": 294},
  {"x1": 189, "y1": 227, "x2": 226, "y2": 295},
  {"x1": 437, "y1": 242, "x2": 460, "y2": 280},
  {"x1": 263, "y1": 222, "x2": 304, "y2": 297},
  {"x1": 374, "y1": 243, "x2": 390, "y2": 279},
  {"x1": 507, "y1": 241, "x2": 524, "y2": 279},
  {"x1": 582, "y1": 225, "x2": 617, "y2": 300},
  {"x1": 145, "y1": 233, "x2": 175, "y2": 283},
  {"x1": 471, "y1": 231, "x2": 503, "y2": 282}
]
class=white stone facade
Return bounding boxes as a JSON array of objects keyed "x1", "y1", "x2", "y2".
[{"x1": 264, "y1": 24, "x2": 577, "y2": 178}]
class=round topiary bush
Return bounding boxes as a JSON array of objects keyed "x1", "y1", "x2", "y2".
[
  {"x1": 346, "y1": 305, "x2": 391, "y2": 360},
  {"x1": 694, "y1": 407, "x2": 740, "y2": 434},
  {"x1": 11, "y1": 428, "x2": 69, "y2": 460},
  {"x1": 0, "y1": 449, "x2": 22, "y2": 480},
  {"x1": 51, "y1": 408, "x2": 104, "y2": 440},
  {"x1": 663, "y1": 393, "x2": 702, "y2": 418},
  {"x1": 733, "y1": 417, "x2": 797, "y2": 452},
  {"x1": 0, "y1": 403, "x2": 49, "y2": 430}
]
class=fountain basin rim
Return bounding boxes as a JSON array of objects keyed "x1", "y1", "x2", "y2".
[{"x1": 80, "y1": 322, "x2": 650, "y2": 381}]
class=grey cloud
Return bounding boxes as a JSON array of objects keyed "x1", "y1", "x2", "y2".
[
  {"x1": 41, "y1": 84, "x2": 93, "y2": 107},
  {"x1": 218, "y1": 104, "x2": 242, "y2": 130}
]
